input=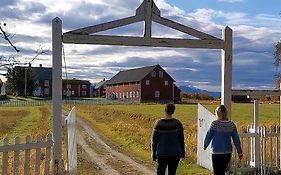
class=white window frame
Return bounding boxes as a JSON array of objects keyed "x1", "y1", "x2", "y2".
[
  {"x1": 136, "y1": 91, "x2": 139, "y2": 98},
  {"x1": 164, "y1": 80, "x2": 168, "y2": 86},
  {"x1": 82, "y1": 90, "x2": 87, "y2": 96},
  {"x1": 155, "y1": 90, "x2": 160, "y2": 98},
  {"x1": 44, "y1": 80, "x2": 49, "y2": 87},
  {"x1": 146, "y1": 80, "x2": 150, "y2": 85},
  {"x1": 82, "y1": 84, "x2": 87, "y2": 89},
  {"x1": 44, "y1": 88, "x2": 49, "y2": 95},
  {"x1": 159, "y1": 71, "x2": 163, "y2": 78}
]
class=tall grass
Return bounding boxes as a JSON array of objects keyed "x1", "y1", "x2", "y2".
[
  {"x1": 0, "y1": 105, "x2": 55, "y2": 174},
  {"x1": 75, "y1": 103, "x2": 280, "y2": 175}
]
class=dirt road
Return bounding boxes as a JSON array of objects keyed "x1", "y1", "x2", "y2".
[{"x1": 76, "y1": 117, "x2": 155, "y2": 175}]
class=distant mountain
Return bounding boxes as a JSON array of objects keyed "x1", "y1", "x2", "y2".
[{"x1": 179, "y1": 85, "x2": 221, "y2": 98}]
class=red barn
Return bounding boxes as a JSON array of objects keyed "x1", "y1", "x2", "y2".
[{"x1": 106, "y1": 65, "x2": 181, "y2": 102}]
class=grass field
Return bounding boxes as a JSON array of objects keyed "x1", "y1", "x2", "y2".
[
  {"x1": 75, "y1": 103, "x2": 280, "y2": 175},
  {"x1": 0, "y1": 105, "x2": 69, "y2": 174},
  {"x1": 1, "y1": 102, "x2": 280, "y2": 174}
]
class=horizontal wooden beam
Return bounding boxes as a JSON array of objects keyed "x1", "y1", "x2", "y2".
[
  {"x1": 63, "y1": 33, "x2": 224, "y2": 49},
  {"x1": 152, "y1": 14, "x2": 220, "y2": 40},
  {"x1": 232, "y1": 90, "x2": 281, "y2": 96},
  {"x1": 67, "y1": 15, "x2": 144, "y2": 35}
]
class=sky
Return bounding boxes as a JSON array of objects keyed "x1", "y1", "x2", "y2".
[{"x1": 0, "y1": 0, "x2": 281, "y2": 92}]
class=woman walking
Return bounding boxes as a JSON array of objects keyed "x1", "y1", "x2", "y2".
[
  {"x1": 151, "y1": 103, "x2": 185, "y2": 175},
  {"x1": 204, "y1": 105, "x2": 243, "y2": 175}
]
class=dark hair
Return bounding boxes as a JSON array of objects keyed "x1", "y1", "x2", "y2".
[{"x1": 165, "y1": 103, "x2": 175, "y2": 115}]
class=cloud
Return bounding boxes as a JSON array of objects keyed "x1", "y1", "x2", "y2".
[{"x1": 1, "y1": 0, "x2": 280, "y2": 91}]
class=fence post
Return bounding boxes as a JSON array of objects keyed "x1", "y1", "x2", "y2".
[{"x1": 254, "y1": 99, "x2": 260, "y2": 169}]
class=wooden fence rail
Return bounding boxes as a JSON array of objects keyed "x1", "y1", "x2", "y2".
[{"x1": 0, "y1": 134, "x2": 53, "y2": 175}]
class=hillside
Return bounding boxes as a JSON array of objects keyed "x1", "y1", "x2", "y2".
[{"x1": 179, "y1": 85, "x2": 220, "y2": 98}]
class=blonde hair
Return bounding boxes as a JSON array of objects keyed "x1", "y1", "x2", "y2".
[{"x1": 215, "y1": 105, "x2": 228, "y2": 120}]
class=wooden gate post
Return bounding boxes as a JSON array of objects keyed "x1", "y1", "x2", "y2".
[
  {"x1": 52, "y1": 17, "x2": 62, "y2": 175},
  {"x1": 221, "y1": 27, "x2": 232, "y2": 119},
  {"x1": 253, "y1": 99, "x2": 260, "y2": 168}
]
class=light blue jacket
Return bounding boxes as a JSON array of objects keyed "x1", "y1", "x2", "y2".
[{"x1": 204, "y1": 120, "x2": 242, "y2": 155}]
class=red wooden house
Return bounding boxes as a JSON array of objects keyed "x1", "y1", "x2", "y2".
[{"x1": 106, "y1": 64, "x2": 181, "y2": 102}]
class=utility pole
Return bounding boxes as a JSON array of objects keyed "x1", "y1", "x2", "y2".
[{"x1": 24, "y1": 58, "x2": 27, "y2": 97}]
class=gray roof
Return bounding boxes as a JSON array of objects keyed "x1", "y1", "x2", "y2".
[
  {"x1": 95, "y1": 80, "x2": 107, "y2": 89},
  {"x1": 106, "y1": 65, "x2": 175, "y2": 85},
  {"x1": 32, "y1": 67, "x2": 52, "y2": 80}
]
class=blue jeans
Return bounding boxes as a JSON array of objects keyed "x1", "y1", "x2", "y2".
[{"x1": 157, "y1": 157, "x2": 180, "y2": 175}]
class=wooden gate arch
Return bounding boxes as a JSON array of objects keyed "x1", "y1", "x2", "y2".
[{"x1": 52, "y1": 0, "x2": 233, "y2": 173}]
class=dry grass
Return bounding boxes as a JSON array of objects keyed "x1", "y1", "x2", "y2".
[
  {"x1": 75, "y1": 103, "x2": 280, "y2": 175},
  {"x1": 0, "y1": 105, "x2": 55, "y2": 175}
]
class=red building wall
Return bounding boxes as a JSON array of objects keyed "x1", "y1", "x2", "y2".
[
  {"x1": 140, "y1": 71, "x2": 174, "y2": 102},
  {"x1": 106, "y1": 82, "x2": 141, "y2": 102}
]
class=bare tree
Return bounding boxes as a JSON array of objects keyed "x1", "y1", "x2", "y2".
[
  {"x1": 0, "y1": 23, "x2": 49, "y2": 71},
  {"x1": 0, "y1": 22, "x2": 19, "y2": 52}
]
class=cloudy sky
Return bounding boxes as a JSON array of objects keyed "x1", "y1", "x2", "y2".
[{"x1": 1, "y1": 0, "x2": 281, "y2": 92}]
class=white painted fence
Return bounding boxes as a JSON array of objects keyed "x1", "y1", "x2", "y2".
[
  {"x1": 197, "y1": 103, "x2": 281, "y2": 174},
  {"x1": 0, "y1": 134, "x2": 53, "y2": 175},
  {"x1": 65, "y1": 106, "x2": 77, "y2": 175},
  {"x1": 231, "y1": 125, "x2": 280, "y2": 174}
]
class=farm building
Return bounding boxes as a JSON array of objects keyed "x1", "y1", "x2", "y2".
[
  {"x1": 62, "y1": 79, "x2": 91, "y2": 98},
  {"x1": 106, "y1": 64, "x2": 181, "y2": 102},
  {"x1": 29, "y1": 64, "x2": 91, "y2": 97},
  {"x1": 94, "y1": 78, "x2": 107, "y2": 97}
]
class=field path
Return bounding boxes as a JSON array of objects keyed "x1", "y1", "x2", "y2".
[{"x1": 76, "y1": 117, "x2": 155, "y2": 175}]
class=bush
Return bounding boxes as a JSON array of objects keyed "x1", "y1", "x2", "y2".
[{"x1": 181, "y1": 93, "x2": 214, "y2": 100}]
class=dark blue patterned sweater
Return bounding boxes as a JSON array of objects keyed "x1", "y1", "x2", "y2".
[{"x1": 151, "y1": 118, "x2": 185, "y2": 160}]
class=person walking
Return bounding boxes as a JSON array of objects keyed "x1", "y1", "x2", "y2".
[
  {"x1": 204, "y1": 105, "x2": 243, "y2": 175},
  {"x1": 151, "y1": 103, "x2": 185, "y2": 175}
]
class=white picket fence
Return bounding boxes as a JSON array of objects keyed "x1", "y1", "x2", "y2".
[
  {"x1": 231, "y1": 125, "x2": 280, "y2": 174},
  {"x1": 0, "y1": 134, "x2": 53, "y2": 175}
]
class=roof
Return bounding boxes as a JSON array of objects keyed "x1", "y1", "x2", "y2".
[
  {"x1": 63, "y1": 79, "x2": 91, "y2": 85},
  {"x1": 106, "y1": 64, "x2": 175, "y2": 85},
  {"x1": 95, "y1": 80, "x2": 107, "y2": 89},
  {"x1": 32, "y1": 67, "x2": 52, "y2": 80}
]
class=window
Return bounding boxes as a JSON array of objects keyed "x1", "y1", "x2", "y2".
[
  {"x1": 133, "y1": 91, "x2": 135, "y2": 98},
  {"x1": 146, "y1": 80, "x2": 150, "y2": 85},
  {"x1": 151, "y1": 71, "x2": 156, "y2": 77},
  {"x1": 67, "y1": 90, "x2": 71, "y2": 97},
  {"x1": 44, "y1": 88, "x2": 49, "y2": 95},
  {"x1": 82, "y1": 84, "x2": 87, "y2": 89},
  {"x1": 63, "y1": 90, "x2": 66, "y2": 96},
  {"x1": 123, "y1": 92, "x2": 125, "y2": 99},
  {"x1": 164, "y1": 80, "x2": 168, "y2": 86},
  {"x1": 82, "y1": 90, "x2": 86, "y2": 96},
  {"x1": 159, "y1": 71, "x2": 163, "y2": 78},
  {"x1": 72, "y1": 90, "x2": 75, "y2": 95},
  {"x1": 35, "y1": 80, "x2": 39, "y2": 85},
  {"x1": 136, "y1": 91, "x2": 139, "y2": 98},
  {"x1": 155, "y1": 90, "x2": 160, "y2": 98},
  {"x1": 130, "y1": 91, "x2": 132, "y2": 98},
  {"x1": 126, "y1": 92, "x2": 129, "y2": 98},
  {"x1": 44, "y1": 80, "x2": 49, "y2": 87},
  {"x1": 116, "y1": 93, "x2": 119, "y2": 98},
  {"x1": 67, "y1": 84, "x2": 71, "y2": 89}
]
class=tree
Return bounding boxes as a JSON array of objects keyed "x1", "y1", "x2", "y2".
[{"x1": 5, "y1": 66, "x2": 36, "y2": 96}]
